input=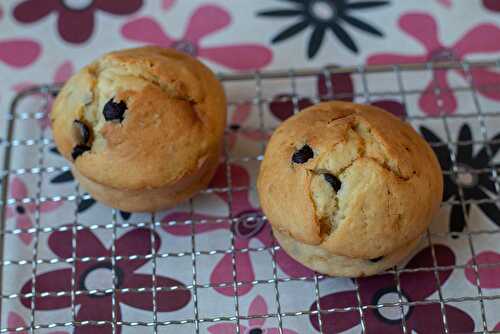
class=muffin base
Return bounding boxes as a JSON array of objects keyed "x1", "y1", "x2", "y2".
[
  {"x1": 73, "y1": 152, "x2": 219, "y2": 212},
  {"x1": 273, "y1": 228, "x2": 422, "y2": 277}
]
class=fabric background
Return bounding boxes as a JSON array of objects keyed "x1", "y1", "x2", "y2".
[{"x1": 1, "y1": 0, "x2": 500, "y2": 333}]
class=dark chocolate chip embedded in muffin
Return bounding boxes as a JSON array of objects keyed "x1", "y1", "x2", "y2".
[
  {"x1": 323, "y1": 173, "x2": 342, "y2": 192},
  {"x1": 71, "y1": 144, "x2": 91, "y2": 160},
  {"x1": 103, "y1": 99, "x2": 127, "y2": 122},
  {"x1": 292, "y1": 144, "x2": 314, "y2": 164},
  {"x1": 72, "y1": 120, "x2": 91, "y2": 144}
]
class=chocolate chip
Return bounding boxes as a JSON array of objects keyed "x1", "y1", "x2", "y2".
[
  {"x1": 369, "y1": 256, "x2": 383, "y2": 263},
  {"x1": 292, "y1": 144, "x2": 314, "y2": 164},
  {"x1": 103, "y1": 98, "x2": 127, "y2": 122},
  {"x1": 71, "y1": 144, "x2": 91, "y2": 160},
  {"x1": 72, "y1": 120, "x2": 90, "y2": 144},
  {"x1": 324, "y1": 173, "x2": 341, "y2": 192}
]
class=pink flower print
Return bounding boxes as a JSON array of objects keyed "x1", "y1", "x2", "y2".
[
  {"x1": 310, "y1": 245, "x2": 474, "y2": 333},
  {"x1": 208, "y1": 295, "x2": 298, "y2": 334},
  {"x1": 162, "y1": 163, "x2": 313, "y2": 296},
  {"x1": 20, "y1": 228, "x2": 191, "y2": 334},
  {"x1": 162, "y1": 0, "x2": 175, "y2": 10},
  {"x1": 8, "y1": 311, "x2": 68, "y2": 334},
  {"x1": 13, "y1": 61, "x2": 74, "y2": 130},
  {"x1": 53, "y1": 60, "x2": 75, "y2": 84},
  {"x1": 227, "y1": 102, "x2": 270, "y2": 151},
  {"x1": 367, "y1": 12, "x2": 500, "y2": 116},
  {"x1": 465, "y1": 251, "x2": 500, "y2": 288},
  {"x1": 6, "y1": 177, "x2": 63, "y2": 245},
  {"x1": 0, "y1": 39, "x2": 41, "y2": 68},
  {"x1": 437, "y1": 0, "x2": 452, "y2": 7},
  {"x1": 121, "y1": 5, "x2": 273, "y2": 71}
]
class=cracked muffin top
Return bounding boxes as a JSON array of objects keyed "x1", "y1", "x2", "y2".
[
  {"x1": 257, "y1": 101, "x2": 443, "y2": 259},
  {"x1": 51, "y1": 46, "x2": 226, "y2": 190}
]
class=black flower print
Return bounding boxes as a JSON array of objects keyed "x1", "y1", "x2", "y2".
[
  {"x1": 49, "y1": 147, "x2": 131, "y2": 220},
  {"x1": 420, "y1": 124, "x2": 500, "y2": 234},
  {"x1": 258, "y1": 0, "x2": 388, "y2": 58}
]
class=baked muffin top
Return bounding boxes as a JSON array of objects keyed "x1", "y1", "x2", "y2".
[
  {"x1": 51, "y1": 46, "x2": 226, "y2": 190},
  {"x1": 257, "y1": 101, "x2": 443, "y2": 259}
]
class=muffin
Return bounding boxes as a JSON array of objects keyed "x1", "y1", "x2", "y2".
[
  {"x1": 257, "y1": 101, "x2": 443, "y2": 277},
  {"x1": 51, "y1": 46, "x2": 226, "y2": 212}
]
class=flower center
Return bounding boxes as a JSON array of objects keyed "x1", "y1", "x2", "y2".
[
  {"x1": 428, "y1": 48, "x2": 459, "y2": 62},
  {"x1": 61, "y1": 0, "x2": 93, "y2": 10},
  {"x1": 16, "y1": 206, "x2": 26, "y2": 215},
  {"x1": 248, "y1": 328, "x2": 263, "y2": 334},
  {"x1": 172, "y1": 40, "x2": 198, "y2": 56},
  {"x1": 373, "y1": 288, "x2": 412, "y2": 324},
  {"x1": 80, "y1": 262, "x2": 123, "y2": 298},
  {"x1": 454, "y1": 164, "x2": 478, "y2": 188},
  {"x1": 232, "y1": 211, "x2": 265, "y2": 239},
  {"x1": 310, "y1": 0, "x2": 336, "y2": 21}
]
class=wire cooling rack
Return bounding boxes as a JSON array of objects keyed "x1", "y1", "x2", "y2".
[{"x1": 1, "y1": 60, "x2": 500, "y2": 333}]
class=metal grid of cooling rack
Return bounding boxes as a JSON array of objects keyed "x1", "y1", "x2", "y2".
[{"x1": 0, "y1": 60, "x2": 500, "y2": 333}]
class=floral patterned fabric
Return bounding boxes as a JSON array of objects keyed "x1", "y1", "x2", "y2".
[
  {"x1": 310, "y1": 245, "x2": 474, "y2": 333},
  {"x1": 20, "y1": 228, "x2": 190, "y2": 334},
  {"x1": 1, "y1": 1, "x2": 500, "y2": 333}
]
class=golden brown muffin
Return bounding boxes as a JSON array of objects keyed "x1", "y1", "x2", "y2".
[
  {"x1": 51, "y1": 46, "x2": 226, "y2": 212},
  {"x1": 257, "y1": 101, "x2": 442, "y2": 276}
]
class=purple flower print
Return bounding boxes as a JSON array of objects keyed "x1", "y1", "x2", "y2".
[
  {"x1": 20, "y1": 228, "x2": 191, "y2": 334},
  {"x1": 483, "y1": 0, "x2": 500, "y2": 12},
  {"x1": 14, "y1": 0, "x2": 143, "y2": 44},
  {"x1": 310, "y1": 245, "x2": 474, "y2": 333},
  {"x1": 269, "y1": 69, "x2": 406, "y2": 122}
]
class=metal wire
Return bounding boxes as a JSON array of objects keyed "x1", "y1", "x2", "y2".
[
  {"x1": 189, "y1": 196, "x2": 201, "y2": 333},
  {"x1": 394, "y1": 64, "x2": 410, "y2": 333},
  {"x1": 150, "y1": 212, "x2": 158, "y2": 334},
  {"x1": 1, "y1": 60, "x2": 500, "y2": 333},
  {"x1": 224, "y1": 115, "x2": 241, "y2": 334}
]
